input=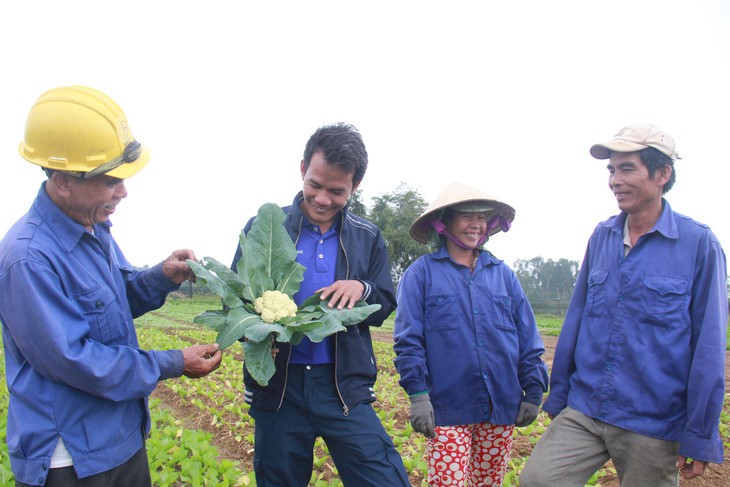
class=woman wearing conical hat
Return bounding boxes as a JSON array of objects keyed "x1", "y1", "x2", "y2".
[{"x1": 393, "y1": 182, "x2": 549, "y2": 486}]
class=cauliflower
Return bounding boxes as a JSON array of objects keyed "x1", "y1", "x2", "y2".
[{"x1": 253, "y1": 290, "x2": 298, "y2": 323}]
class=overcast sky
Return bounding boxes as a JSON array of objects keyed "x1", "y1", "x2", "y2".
[{"x1": 1, "y1": 1, "x2": 728, "y2": 269}]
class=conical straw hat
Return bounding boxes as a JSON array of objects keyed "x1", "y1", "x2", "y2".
[{"x1": 409, "y1": 181, "x2": 516, "y2": 244}]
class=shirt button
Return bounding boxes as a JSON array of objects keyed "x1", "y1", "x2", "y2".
[
  {"x1": 319, "y1": 239, "x2": 324, "y2": 244},
  {"x1": 95, "y1": 301, "x2": 104, "y2": 309},
  {"x1": 42, "y1": 464, "x2": 47, "y2": 471},
  {"x1": 618, "y1": 295, "x2": 625, "y2": 301},
  {"x1": 305, "y1": 365, "x2": 311, "y2": 370},
  {"x1": 473, "y1": 307, "x2": 479, "y2": 315},
  {"x1": 318, "y1": 254, "x2": 324, "y2": 259}
]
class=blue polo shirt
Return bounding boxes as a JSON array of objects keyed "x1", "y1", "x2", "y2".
[{"x1": 289, "y1": 219, "x2": 339, "y2": 364}]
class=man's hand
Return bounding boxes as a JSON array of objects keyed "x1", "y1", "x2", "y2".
[
  {"x1": 515, "y1": 401, "x2": 540, "y2": 427},
  {"x1": 162, "y1": 249, "x2": 197, "y2": 284},
  {"x1": 317, "y1": 279, "x2": 365, "y2": 310},
  {"x1": 409, "y1": 393, "x2": 436, "y2": 439},
  {"x1": 182, "y1": 344, "x2": 222, "y2": 378},
  {"x1": 677, "y1": 456, "x2": 707, "y2": 479}
]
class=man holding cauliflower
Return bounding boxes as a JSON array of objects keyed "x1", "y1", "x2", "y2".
[{"x1": 231, "y1": 123, "x2": 409, "y2": 486}]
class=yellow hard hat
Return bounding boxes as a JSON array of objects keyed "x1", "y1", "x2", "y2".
[{"x1": 18, "y1": 86, "x2": 150, "y2": 179}]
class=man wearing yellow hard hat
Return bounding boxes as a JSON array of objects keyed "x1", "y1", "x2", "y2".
[{"x1": 0, "y1": 86, "x2": 222, "y2": 486}]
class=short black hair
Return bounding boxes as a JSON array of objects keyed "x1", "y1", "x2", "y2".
[
  {"x1": 302, "y1": 123, "x2": 368, "y2": 186},
  {"x1": 639, "y1": 147, "x2": 676, "y2": 194}
]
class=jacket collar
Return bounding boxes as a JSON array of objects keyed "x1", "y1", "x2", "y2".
[
  {"x1": 32, "y1": 181, "x2": 111, "y2": 253},
  {"x1": 433, "y1": 244, "x2": 502, "y2": 267},
  {"x1": 604, "y1": 197, "x2": 679, "y2": 240}
]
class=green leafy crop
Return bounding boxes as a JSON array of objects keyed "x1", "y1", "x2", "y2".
[{"x1": 187, "y1": 203, "x2": 381, "y2": 386}]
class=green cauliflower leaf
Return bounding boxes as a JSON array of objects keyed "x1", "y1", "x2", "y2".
[{"x1": 187, "y1": 203, "x2": 381, "y2": 387}]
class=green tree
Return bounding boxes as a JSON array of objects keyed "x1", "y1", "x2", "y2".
[
  {"x1": 542, "y1": 258, "x2": 579, "y2": 303},
  {"x1": 367, "y1": 182, "x2": 429, "y2": 283},
  {"x1": 347, "y1": 189, "x2": 367, "y2": 217},
  {"x1": 514, "y1": 256, "x2": 579, "y2": 315},
  {"x1": 513, "y1": 256, "x2": 545, "y2": 300}
]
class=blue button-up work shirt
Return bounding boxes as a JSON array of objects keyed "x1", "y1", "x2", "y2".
[
  {"x1": 544, "y1": 200, "x2": 728, "y2": 463},
  {"x1": 0, "y1": 184, "x2": 184, "y2": 485},
  {"x1": 394, "y1": 246, "x2": 548, "y2": 426}
]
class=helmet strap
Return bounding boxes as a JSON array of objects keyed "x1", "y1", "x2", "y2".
[{"x1": 82, "y1": 140, "x2": 142, "y2": 179}]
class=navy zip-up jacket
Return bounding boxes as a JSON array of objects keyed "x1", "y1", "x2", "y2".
[{"x1": 231, "y1": 192, "x2": 396, "y2": 414}]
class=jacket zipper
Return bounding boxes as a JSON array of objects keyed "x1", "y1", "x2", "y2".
[
  {"x1": 334, "y1": 334, "x2": 349, "y2": 416},
  {"x1": 275, "y1": 345, "x2": 293, "y2": 411},
  {"x1": 333, "y1": 213, "x2": 350, "y2": 416}
]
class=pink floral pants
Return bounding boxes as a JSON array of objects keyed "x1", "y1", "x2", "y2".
[{"x1": 426, "y1": 423, "x2": 515, "y2": 486}]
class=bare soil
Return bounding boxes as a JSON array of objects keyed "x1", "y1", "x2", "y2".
[{"x1": 151, "y1": 330, "x2": 730, "y2": 486}]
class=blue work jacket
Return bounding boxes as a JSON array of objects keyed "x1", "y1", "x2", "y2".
[
  {"x1": 394, "y1": 246, "x2": 548, "y2": 426},
  {"x1": 543, "y1": 200, "x2": 728, "y2": 463},
  {"x1": 0, "y1": 184, "x2": 184, "y2": 485}
]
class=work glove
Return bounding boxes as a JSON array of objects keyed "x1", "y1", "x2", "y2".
[
  {"x1": 409, "y1": 393, "x2": 436, "y2": 439},
  {"x1": 514, "y1": 401, "x2": 540, "y2": 427}
]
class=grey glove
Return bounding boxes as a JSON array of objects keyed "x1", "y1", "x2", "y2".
[
  {"x1": 409, "y1": 393, "x2": 436, "y2": 439},
  {"x1": 514, "y1": 401, "x2": 540, "y2": 427}
]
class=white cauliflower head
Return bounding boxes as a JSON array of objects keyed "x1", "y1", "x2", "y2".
[{"x1": 253, "y1": 290, "x2": 298, "y2": 323}]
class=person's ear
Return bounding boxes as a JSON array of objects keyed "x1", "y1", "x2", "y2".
[
  {"x1": 657, "y1": 165, "x2": 672, "y2": 186},
  {"x1": 50, "y1": 171, "x2": 73, "y2": 197}
]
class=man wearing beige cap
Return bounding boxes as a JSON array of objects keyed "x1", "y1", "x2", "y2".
[{"x1": 521, "y1": 124, "x2": 727, "y2": 486}]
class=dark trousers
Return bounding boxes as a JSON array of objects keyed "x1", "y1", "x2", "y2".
[
  {"x1": 16, "y1": 446, "x2": 151, "y2": 487},
  {"x1": 249, "y1": 364, "x2": 410, "y2": 487}
]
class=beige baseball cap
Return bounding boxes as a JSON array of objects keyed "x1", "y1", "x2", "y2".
[{"x1": 590, "y1": 124, "x2": 680, "y2": 161}]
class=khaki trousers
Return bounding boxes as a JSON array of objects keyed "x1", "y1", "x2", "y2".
[{"x1": 520, "y1": 407, "x2": 679, "y2": 487}]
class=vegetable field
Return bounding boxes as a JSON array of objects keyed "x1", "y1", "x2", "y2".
[{"x1": 0, "y1": 293, "x2": 728, "y2": 486}]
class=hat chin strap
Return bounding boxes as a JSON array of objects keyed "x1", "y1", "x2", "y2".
[
  {"x1": 430, "y1": 215, "x2": 511, "y2": 250},
  {"x1": 488, "y1": 215, "x2": 512, "y2": 233}
]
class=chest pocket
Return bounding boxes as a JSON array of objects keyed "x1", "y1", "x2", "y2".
[
  {"x1": 586, "y1": 269, "x2": 609, "y2": 317},
  {"x1": 640, "y1": 275, "x2": 690, "y2": 328},
  {"x1": 492, "y1": 295, "x2": 515, "y2": 333},
  {"x1": 425, "y1": 293, "x2": 458, "y2": 331},
  {"x1": 74, "y1": 283, "x2": 129, "y2": 343}
]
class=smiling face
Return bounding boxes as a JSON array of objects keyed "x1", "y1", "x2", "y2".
[
  {"x1": 607, "y1": 151, "x2": 669, "y2": 217},
  {"x1": 445, "y1": 210, "x2": 488, "y2": 250},
  {"x1": 50, "y1": 172, "x2": 128, "y2": 231},
  {"x1": 300, "y1": 151, "x2": 358, "y2": 233}
]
